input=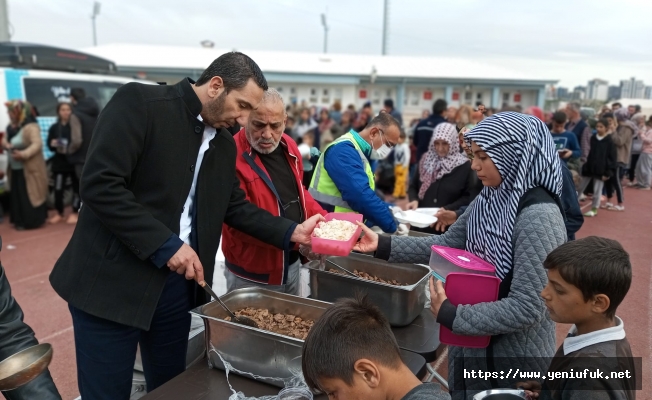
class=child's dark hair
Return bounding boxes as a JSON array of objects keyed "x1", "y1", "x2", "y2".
[
  {"x1": 543, "y1": 236, "x2": 631, "y2": 319},
  {"x1": 399, "y1": 129, "x2": 407, "y2": 139},
  {"x1": 552, "y1": 111, "x2": 568, "y2": 125},
  {"x1": 301, "y1": 295, "x2": 402, "y2": 391},
  {"x1": 596, "y1": 118, "x2": 610, "y2": 129}
]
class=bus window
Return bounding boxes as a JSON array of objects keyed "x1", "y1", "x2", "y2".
[{"x1": 23, "y1": 77, "x2": 122, "y2": 117}]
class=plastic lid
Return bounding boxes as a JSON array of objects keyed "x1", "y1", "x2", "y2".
[{"x1": 431, "y1": 245, "x2": 495, "y2": 272}]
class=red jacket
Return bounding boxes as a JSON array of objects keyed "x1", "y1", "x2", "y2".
[{"x1": 222, "y1": 129, "x2": 326, "y2": 285}]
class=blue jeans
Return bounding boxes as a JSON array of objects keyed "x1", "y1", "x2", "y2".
[{"x1": 69, "y1": 272, "x2": 193, "y2": 400}]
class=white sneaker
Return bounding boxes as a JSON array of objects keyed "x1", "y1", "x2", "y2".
[
  {"x1": 578, "y1": 194, "x2": 587, "y2": 202},
  {"x1": 607, "y1": 205, "x2": 625, "y2": 211},
  {"x1": 583, "y1": 209, "x2": 597, "y2": 217},
  {"x1": 600, "y1": 202, "x2": 613, "y2": 209}
]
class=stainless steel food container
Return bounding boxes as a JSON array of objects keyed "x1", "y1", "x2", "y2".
[
  {"x1": 473, "y1": 389, "x2": 528, "y2": 400},
  {"x1": 190, "y1": 287, "x2": 331, "y2": 388},
  {"x1": 308, "y1": 253, "x2": 430, "y2": 326}
]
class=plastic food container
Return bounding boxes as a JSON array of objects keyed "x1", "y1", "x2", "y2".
[
  {"x1": 394, "y1": 210, "x2": 437, "y2": 228},
  {"x1": 429, "y1": 245, "x2": 495, "y2": 282},
  {"x1": 311, "y1": 212, "x2": 363, "y2": 257}
]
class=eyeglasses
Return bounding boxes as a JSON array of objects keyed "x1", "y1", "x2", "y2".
[{"x1": 378, "y1": 129, "x2": 396, "y2": 148}]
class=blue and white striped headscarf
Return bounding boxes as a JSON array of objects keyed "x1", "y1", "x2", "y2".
[{"x1": 464, "y1": 112, "x2": 562, "y2": 280}]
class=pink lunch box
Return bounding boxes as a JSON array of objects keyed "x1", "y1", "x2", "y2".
[
  {"x1": 430, "y1": 245, "x2": 501, "y2": 348},
  {"x1": 311, "y1": 213, "x2": 363, "y2": 257}
]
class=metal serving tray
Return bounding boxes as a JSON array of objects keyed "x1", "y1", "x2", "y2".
[
  {"x1": 308, "y1": 253, "x2": 429, "y2": 326},
  {"x1": 190, "y1": 287, "x2": 331, "y2": 388}
]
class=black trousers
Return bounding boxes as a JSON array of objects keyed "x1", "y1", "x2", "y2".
[
  {"x1": 52, "y1": 170, "x2": 79, "y2": 216},
  {"x1": 69, "y1": 271, "x2": 193, "y2": 400}
]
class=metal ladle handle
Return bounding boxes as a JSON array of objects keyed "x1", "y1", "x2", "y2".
[{"x1": 198, "y1": 280, "x2": 237, "y2": 320}]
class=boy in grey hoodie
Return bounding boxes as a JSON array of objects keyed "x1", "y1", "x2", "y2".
[{"x1": 302, "y1": 296, "x2": 449, "y2": 400}]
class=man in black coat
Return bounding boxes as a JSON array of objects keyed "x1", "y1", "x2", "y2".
[
  {"x1": 413, "y1": 99, "x2": 448, "y2": 163},
  {"x1": 49, "y1": 52, "x2": 321, "y2": 399},
  {"x1": 0, "y1": 237, "x2": 62, "y2": 400}
]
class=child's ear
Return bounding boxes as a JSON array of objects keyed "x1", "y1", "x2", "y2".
[
  {"x1": 592, "y1": 294, "x2": 611, "y2": 315},
  {"x1": 353, "y1": 359, "x2": 381, "y2": 388}
]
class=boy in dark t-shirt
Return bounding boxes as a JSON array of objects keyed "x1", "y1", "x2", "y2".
[{"x1": 302, "y1": 296, "x2": 449, "y2": 400}]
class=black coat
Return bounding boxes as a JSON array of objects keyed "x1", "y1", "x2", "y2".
[
  {"x1": 66, "y1": 97, "x2": 99, "y2": 166},
  {"x1": 49, "y1": 79, "x2": 295, "y2": 330},
  {"x1": 0, "y1": 256, "x2": 61, "y2": 399},
  {"x1": 581, "y1": 134, "x2": 617, "y2": 178},
  {"x1": 409, "y1": 161, "x2": 482, "y2": 211}
]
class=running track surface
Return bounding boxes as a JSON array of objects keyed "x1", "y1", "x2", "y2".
[{"x1": 2, "y1": 188, "x2": 650, "y2": 399}]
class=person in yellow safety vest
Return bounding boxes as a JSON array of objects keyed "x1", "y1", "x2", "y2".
[{"x1": 309, "y1": 112, "x2": 401, "y2": 233}]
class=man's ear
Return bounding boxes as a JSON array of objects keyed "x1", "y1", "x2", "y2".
[
  {"x1": 353, "y1": 359, "x2": 381, "y2": 388},
  {"x1": 207, "y1": 76, "x2": 224, "y2": 99},
  {"x1": 591, "y1": 294, "x2": 611, "y2": 315}
]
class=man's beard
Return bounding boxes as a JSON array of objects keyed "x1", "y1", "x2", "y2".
[
  {"x1": 245, "y1": 128, "x2": 280, "y2": 154},
  {"x1": 202, "y1": 91, "x2": 227, "y2": 127}
]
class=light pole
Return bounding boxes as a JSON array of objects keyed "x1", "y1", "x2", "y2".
[
  {"x1": 382, "y1": 0, "x2": 389, "y2": 55},
  {"x1": 320, "y1": 13, "x2": 328, "y2": 53},
  {"x1": 91, "y1": 1, "x2": 101, "y2": 46}
]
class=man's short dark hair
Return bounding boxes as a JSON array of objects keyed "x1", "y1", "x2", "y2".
[
  {"x1": 195, "y1": 52, "x2": 268, "y2": 92},
  {"x1": 552, "y1": 111, "x2": 568, "y2": 125},
  {"x1": 367, "y1": 110, "x2": 401, "y2": 131},
  {"x1": 70, "y1": 88, "x2": 86, "y2": 101},
  {"x1": 612, "y1": 102, "x2": 622, "y2": 108},
  {"x1": 302, "y1": 296, "x2": 402, "y2": 391},
  {"x1": 543, "y1": 236, "x2": 631, "y2": 319},
  {"x1": 603, "y1": 112, "x2": 614, "y2": 120},
  {"x1": 634, "y1": 105, "x2": 641, "y2": 112},
  {"x1": 384, "y1": 99, "x2": 394, "y2": 109},
  {"x1": 432, "y1": 99, "x2": 447, "y2": 115}
]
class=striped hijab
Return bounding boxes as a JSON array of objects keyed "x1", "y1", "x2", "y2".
[{"x1": 464, "y1": 112, "x2": 562, "y2": 280}]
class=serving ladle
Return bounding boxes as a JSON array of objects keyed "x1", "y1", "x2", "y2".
[{"x1": 198, "y1": 280, "x2": 258, "y2": 328}]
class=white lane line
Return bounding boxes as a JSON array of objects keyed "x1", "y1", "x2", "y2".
[
  {"x1": 39, "y1": 326, "x2": 73, "y2": 342},
  {"x1": 8, "y1": 271, "x2": 51, "y2": 285}
]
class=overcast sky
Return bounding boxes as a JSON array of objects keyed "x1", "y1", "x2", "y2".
[{"x1": 7, "y1": 0, "x2": 652, "y2": 88}]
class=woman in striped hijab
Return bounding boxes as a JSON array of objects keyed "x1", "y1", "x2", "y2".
[{"x1": 355, "y1": 112, "x2": 568, "y2": 398}]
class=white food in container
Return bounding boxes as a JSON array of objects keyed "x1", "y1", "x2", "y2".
[{"x1": 313, "y1": 219, "x2": 358, "y2": 241}]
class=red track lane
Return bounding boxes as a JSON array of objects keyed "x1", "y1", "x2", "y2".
[{"x1": 1, "y1": 188, "x2": 650, "y2": 399}]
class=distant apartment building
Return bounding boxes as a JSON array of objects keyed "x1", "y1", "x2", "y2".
[
  {"x1": 608, "y1": 85, "x2": 621, "y2": 101},
  {"x1": 586, "y1": 79, "x2": 609, "y2": 101},
  {"x1": 556, "y1": 86, "x2": 569, "y2": 99},
  {"x1": 645, "y1": 86, "x2": 652, "y2": 100},
  {"x1": 571, "y1": 86, "x2": 586, "y2": 101},
  {"x1": 620, "y1": 77, "x2": 645, "y2": 99}
]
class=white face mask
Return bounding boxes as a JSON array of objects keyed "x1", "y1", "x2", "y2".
[{"x1": 370, "y1": 130, "x2": 392, "y2": 160}]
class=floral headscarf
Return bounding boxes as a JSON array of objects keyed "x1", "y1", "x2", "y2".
[{"x1": 418, "y1": 122, "x2": 469, "y2": 200}]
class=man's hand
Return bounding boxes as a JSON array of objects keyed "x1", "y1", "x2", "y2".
[
  {"x1": 167, "y1": 243, "x2": 204, "y2": 283},
  {"x1": 406, "y1": 200, "x2": 419, "y2": 210},
  {"x1": 352, "y1": 221, "x2": 379, "y2": 253},
  {"x1": 560, "y1": 149, "x2": 573, "y2": 159},
  {"x1": 602, "y1": 175, "x2": 610, "y2": 181},
  {"x1": 429, "y1": 277, "x2": 447, "y2": 317},
  {"x1": 290, "y1": 214, "x2": 325, "y2": 245},
  {"x1": 51, "y1": 139, "x2": 59, "y2": 148},
  {"x1": 433, "y1": 209, "x2": 457, "y2": 232}
]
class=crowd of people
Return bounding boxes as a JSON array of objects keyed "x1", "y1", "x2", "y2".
[
  {"x1": 0, "y1": 89, "x2": 99, "y2": 230},
  {"x1": 0, "y1": 51, "x2": 641, "y2": 400}
]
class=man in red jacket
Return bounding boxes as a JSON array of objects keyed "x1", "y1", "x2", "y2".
[{"x1": 222, "y1": 89, "x2": 326, "y2": 294}]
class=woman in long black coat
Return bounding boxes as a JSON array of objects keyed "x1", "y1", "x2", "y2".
[{"x1": 407, "y1": 122, "x2": 482, "y2": 234}]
